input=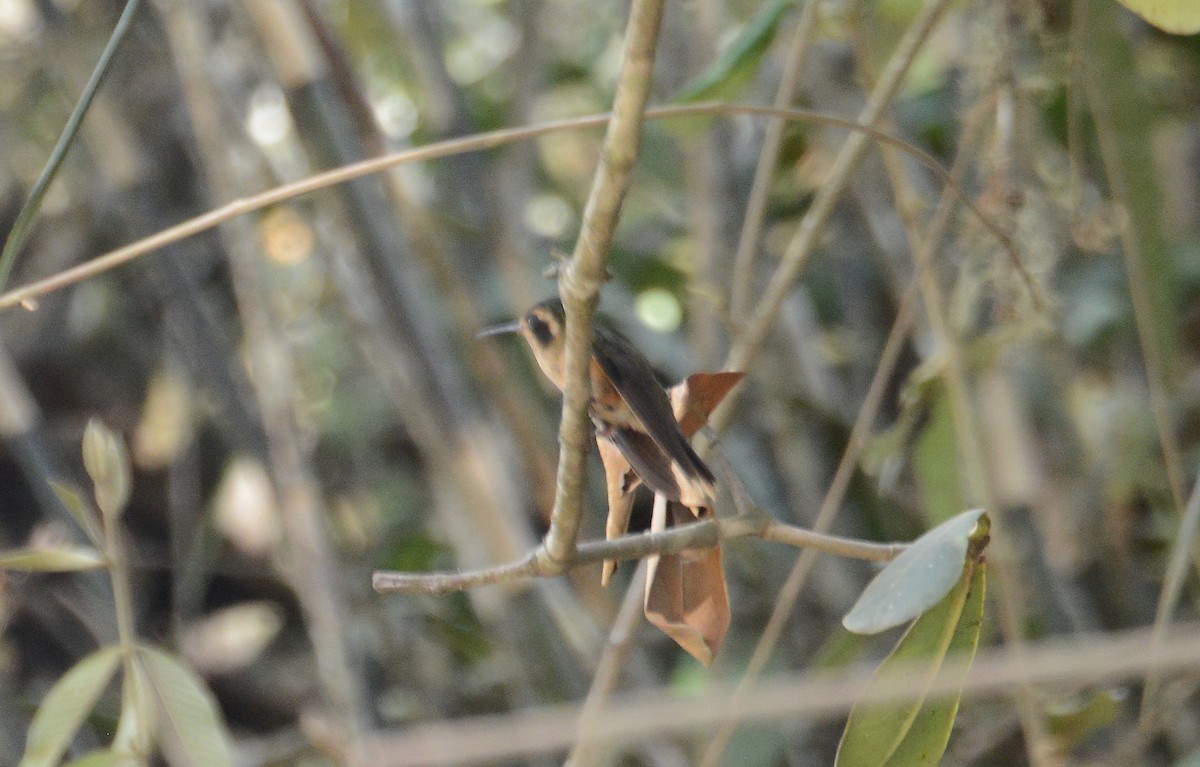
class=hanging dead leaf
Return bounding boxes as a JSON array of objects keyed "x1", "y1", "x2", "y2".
[
  {"x1": 643, "y1": 498, "x2": 730, "y2": 666},
  {"x1": 670, "y1": 371, "x2": 745, "y2": 439}
]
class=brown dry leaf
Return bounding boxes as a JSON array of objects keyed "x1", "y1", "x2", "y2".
[
  {"x1": 672, "y1": 371, "x2": 746, "y2": 439},
  {"x1": 644, "y1": 499, "x2": 730, "y2": 666}
]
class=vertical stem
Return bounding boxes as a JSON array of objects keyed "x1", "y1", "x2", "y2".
[
  {"x1": 105, "y1": 514, "x2": 138, "y2": 657},
  {"x1": 105, "y1": 505, "x2": 154, "y2": 758},
  {"x1": 544, "y1": 0, "x2": 666, "y2": 565}
]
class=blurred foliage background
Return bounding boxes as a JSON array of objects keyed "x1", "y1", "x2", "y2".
[{"x1": 1, "y1": 0, "x2": 1199, "y2": 765}]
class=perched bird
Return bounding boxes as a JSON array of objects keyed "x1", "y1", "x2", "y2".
[{"x1": 479, "y1": 298, "x2": 715, "y2": 508}]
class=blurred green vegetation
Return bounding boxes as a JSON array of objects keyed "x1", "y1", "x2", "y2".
[{"x1": 0, "y1": 0, "x2": 1198, "y2": 765}]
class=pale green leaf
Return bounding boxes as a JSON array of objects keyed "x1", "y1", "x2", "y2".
[
  {"x1": 725, "y1": 727, "x2": 788, "y2": 767},
  {"x1": 674, "y1": 0, "x2": 801, "y2": 103},
  {"x1": 0, "y1": 547, "x2": 107, "y2": 573},
  {"x1": 82, "y1": 418, "x2": 131, "y2": 521},
  {"x1": 112, "y1": 652, "x2": 156, "y2": 758},
  {"x1": 139, "y1": 647, "x2": 233, "y2": 767},
  {"x1": 63, "y1": 750, "x2": 140, "y2": 767},
  {"x1": 843, "y1": 509, "x2": 986, "y2": 635},
  {"x1": 835, "y1": 564, "x2": 975, "y2": 767},
  {"x1": 1114, "y1": 0, "x2": 1200, "y2": 34},
  {"x1": 883, "y1": 565, "x2": 986, "y2": 766},
  {"x1": 19, "y1": 645, "x2": 122, "y2": 767},
  {"x1": 913, "y1": 385, "x2": 964, "y2": 524},
  {"x1": 1046, "y1": 689, "x2": 1122, "y2": 751},
  {"x1": 50, "y1": 482, "x2": 104, "y2": 547}
]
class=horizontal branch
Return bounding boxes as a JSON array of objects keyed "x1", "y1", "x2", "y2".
[
  {"x1": 350, "y1": 621, "x2": 1200, "y2": 767},
  {"x1": 372, "y1": 516, "x2": 905, "y2": 596},
  {"x1": 0, "y1": 102, "x2": 1027, "y2": 313}
]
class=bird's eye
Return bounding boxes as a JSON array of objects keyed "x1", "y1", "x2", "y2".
[{"x1": 526, "y1": 313, "x2": 555, "y2": 346}]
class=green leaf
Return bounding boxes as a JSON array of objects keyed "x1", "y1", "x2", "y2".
[
  {"x1": 1081, "y1": 2, "x2": 1181, "y2": 380},
  {"x1": 835, "y1": 563, "x2": 982, "y2": 767},
  {"x1": 139, "y1": 647, "x2": 234, "y2": 767},
  {"x1": 725, "y1": 726, "x2": 788, "y2": 767},
  {"x1": 50, "y1": 482, "x2": 104, "y2": 547},
  {"x1": 112, "y1": 652, "x2": 156, "y2": 758},
  {"x1": 1114, "y1": 0, "x2": 1200, "y2": 34},
  {"x1": 1046, "y1": 689, "x2": 1122, "y2": 752},
  {"x1": 674, "y1": 0, "x2": 802, "y2": 103},
  {"x1": 82, "y1": 418, "x2": 131, "y2": 521},
  {"x1": 63, "y1": 750, "x2": 140, "y2": 767},
  {"x1": 19, "y1": 645, "x2": 122, "y2": 767},
  {"x1": 0, "y1": 546, "x2": 107, "y2": 572},
  {"x1": 882, "y1": 565, "x2": 986, "y2": 766},
  {"x1": 843, "y1": 509, "x2": 986, "y2": 635},
  {"x1": 913, "y1": 384, "x2": 964, "y2": 525},
  {"x1": 0, "y1": 0, "x2": 142, "y2": 291}
]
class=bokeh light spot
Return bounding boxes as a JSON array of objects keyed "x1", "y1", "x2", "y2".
[{"x1": 636, "y1": 288, "x2": 682, "y2": 333}]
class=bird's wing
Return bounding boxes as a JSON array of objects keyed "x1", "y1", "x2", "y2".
[
  {"x1": 593, "y1": 331, "x2": 686, "y2": 453},
  {"x1": 605, "y1": 428, "x2": 681, "y2": 502},
  {"x1": 594, "y1": 329, "x2": 715, "y2": 487}
]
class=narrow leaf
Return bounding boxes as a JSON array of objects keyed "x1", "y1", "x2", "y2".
[
  {"x1": 1082, "y1": 1, "x2": 1181, "y2": 381},
  {"x1": 835, "y1": 564, "x2": 976, "y2": 767},
  {"x1": 19, "y1": 645, "x2": 122, "y2": 767},
  {"x1": 883, "y1": 565, "x2": 986, "y2": 766},
  {"x1": 675, "y1": 0, "x2": 801, "y2": 103},
  {"x1": 1114, "y1": 0, "x2": 1200, "y2": 34},
  {"x1": 50, "y1": 482, "x2": 104, "y2": 547},
  {"x1": 843, "y1": 509, "x2": 985, "y2": 635},
  {"x1": 913, "y1": 386, "x2": 965, "y2": 524},
  {"x1": 0, "y1": 0, "x2": 143, "y2": 290},
  {"x1": 112, "y1": 651, "x2": 156, "y2": 758},
  {"x1": 139, "y1": 647, "x2": 233, "y2": 767},
  {"x1": 64, "y1": 750, "x2": 140, "y2": 767},
  {"x1": 0, "y1": 546, "x2": 107, "y2": 572}
]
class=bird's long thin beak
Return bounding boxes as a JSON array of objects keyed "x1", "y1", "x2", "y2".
[{"x1": 475, "y1": 320, "x2": 522, "y2": 339}]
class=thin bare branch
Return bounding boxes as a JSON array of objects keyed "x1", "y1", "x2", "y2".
[
  {"x1": 544, "y1": 0, "x2": 666, "y2": 567},
  {"x1": 1141, "y1": 467, "x2": 1200, "y2": 727},
  {"x1": 354, "y1": 622, "x2": 1200, "y2": 767},
  {"x1": 372, "y1": 516, "x2": 901, "y2": 596},
  {"x1": 0, "y1": 104, "x2": 1022, "y2": 314}
]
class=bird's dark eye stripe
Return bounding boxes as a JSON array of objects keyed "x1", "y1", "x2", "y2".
[{"x1": 527, "y1": 313, "x2": 554, "y2": 346}]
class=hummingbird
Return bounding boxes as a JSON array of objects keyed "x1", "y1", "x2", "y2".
[{"x1": 479, "y1": 298, "x2": 716, "y2": 508}]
